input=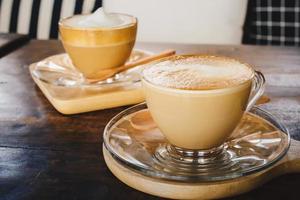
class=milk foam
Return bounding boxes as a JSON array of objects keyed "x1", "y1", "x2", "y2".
[
  {"x1": 63, "y1": 8, "x2": 132, "y2": 28},
  {"x1": 143, "y1": 56, "x2": 254, "y2": 90}
]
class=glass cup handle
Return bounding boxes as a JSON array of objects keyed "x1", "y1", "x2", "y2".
[{"x1": 246, "y1": 70, "x2": 266, "y2": 112}]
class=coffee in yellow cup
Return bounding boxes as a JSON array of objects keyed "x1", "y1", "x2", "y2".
[
  {"x1": 142, "y1": 55, "x2": 265, "y2": 150},
  {"x1": 59, "y1": 8, "x2": 137, "y2": 79}
]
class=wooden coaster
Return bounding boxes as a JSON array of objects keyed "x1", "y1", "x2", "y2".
[
  {"x1": 103, "y1": 139, "x2": 300, "y2": 199},
  {"x1": 30, "y1": 73, "x2": 144, "y2": 114},
  {"x1": 29, "y1": 52, "x2": 149, "y2": 114}
]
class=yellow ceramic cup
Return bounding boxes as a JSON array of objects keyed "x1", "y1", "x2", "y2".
[{"x1": 59, "y1": 13, "x2": 137, "y2": 79}]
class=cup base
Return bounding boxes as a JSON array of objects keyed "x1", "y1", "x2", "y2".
[{"x1": 154, "y1": 144, "x2": 238, "y2": 178}]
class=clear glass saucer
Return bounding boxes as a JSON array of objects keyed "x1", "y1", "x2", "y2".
[
  {"x1": 103, "y1": 103, "x2": 290, "y2": 182},
  {"x1": 30, "y1": 49, "x2": 153, "y2": 90}
]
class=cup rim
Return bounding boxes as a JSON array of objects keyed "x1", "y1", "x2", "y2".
[
  {"x1": 141, "y1": 54, "x2": 256, "y2": 94},
  {"x1": 58, "y1": 12, "x2": 137, "y2": 31},
  {"x1": 142, "y1": 77, "x2": 253, "y2": 95}
]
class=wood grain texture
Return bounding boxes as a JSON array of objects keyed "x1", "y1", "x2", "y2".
[
  {"x1": 0, "y1": 33, "x2": 29, "y2": 58},
  {"x1": 0, "y1": 40, "x2": 299, "y2": 199},
  {"x1": 103, "y1": 139, "x2": 300, "y2": 200}
]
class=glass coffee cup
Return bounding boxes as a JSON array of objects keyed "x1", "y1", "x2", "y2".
[
  {"x1": 59, "y1": 9, "x2": 137, "y2": 79},
  {"x1": 142, "y1": 55, "x2": 265, "y2": 155}
]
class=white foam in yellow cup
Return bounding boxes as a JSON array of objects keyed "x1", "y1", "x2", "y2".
[
  {"x1": 59, "y1": 8, "x2": 137, "y2": 79},
  {"x1": 142, "y1": 55, "x2": 265, "y2": 150}
]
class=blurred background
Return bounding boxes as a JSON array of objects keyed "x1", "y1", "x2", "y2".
[{"x1": 0, "y1": 0, "x2": 299, "y2": 46}]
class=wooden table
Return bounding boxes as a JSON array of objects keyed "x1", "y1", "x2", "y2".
[
  {"x1": 0, "y1": 40, "x2": 299, "y2": 200},
  {"x1": 0, "y1": 33, "x2": 29, "y2": 58}
]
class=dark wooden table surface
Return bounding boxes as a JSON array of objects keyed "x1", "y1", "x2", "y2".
[
  {"x1": 0, "y1": 40, "x2": 299, "y2": 200},
  {"x1": 0, "y1": 33, "x2": 29, "y2": 58}
]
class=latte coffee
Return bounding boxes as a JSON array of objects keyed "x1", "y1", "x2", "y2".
[
  {"x1": 59, "y1": 8, "x2": 137, "y2": 79},
  {"x1": 142, "y1": 55, "x2": 258, "y2": 150}
]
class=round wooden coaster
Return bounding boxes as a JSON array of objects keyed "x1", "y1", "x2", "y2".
[{"x1": 103, "y1": 144, "x2": 300, "y2": 199}]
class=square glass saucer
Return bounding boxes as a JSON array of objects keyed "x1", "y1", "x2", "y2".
[
  {"x1": 30, "y1": 49, "x2": 153, "y2": 90},
  {"x1": 28, "y1": 50, "x2": 153, "y2": 114}
]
